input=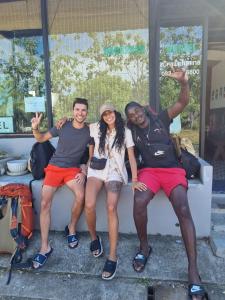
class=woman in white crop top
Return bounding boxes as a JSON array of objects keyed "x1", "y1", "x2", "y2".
[{"x1": 85, "y1": 103, "x2": 147, "y2": 281}]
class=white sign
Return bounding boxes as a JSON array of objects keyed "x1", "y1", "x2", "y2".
[
  {"x1": 170, "y1": 115, "x2": 181, "y2": 134},
  {"x1": 24, "y1": 97, "x2": 46, "y2": 112},
  {"x1": 0, "y1": 117, "x2": 14, "y2": 133}
]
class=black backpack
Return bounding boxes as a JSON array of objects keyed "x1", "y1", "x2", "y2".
[
  {"x1": 179, "y1": 148, "x2": 200, "y2": 179},
  {"x1": 30, "y1": 141, "x2": 55, "y2": 180}
]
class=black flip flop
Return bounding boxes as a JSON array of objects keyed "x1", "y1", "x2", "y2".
[
  {"x1": 90, "y1": 236, "x2": 103, "y2": 257},
  {"x1": 188, "y1": 284, "x2": 209, "y2": 299},
  {"x1": 102, "y1": 259, "x2": 118, "y2": 280},
  {"x1": 132, "y1": 246, "x2": 152, "y2": 273}
]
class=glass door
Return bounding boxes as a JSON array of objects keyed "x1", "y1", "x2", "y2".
[
  {"x1": 159, "y1": 25, "x2": 203, "y2": 155},
  {"x1": 205, "y1": 14, "x2": 225, "y2": 192}
]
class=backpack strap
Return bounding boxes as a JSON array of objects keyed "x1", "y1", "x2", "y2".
[
  {"x1": 6, "y1": 247, "x2": 20, "y2": 285},
  {"x1": 130, "y1": 106, "x2": 171, "y2": 146},
  {"x1": 0, "y1": 196, "x2": 7, "y2": 219},
  {"x1": 10, "y1": 197, "x2": 27, "y2": 250},
  {"x1": 6, "y1": 196, "x2": 31, "y2": 285},
  {"x1": 29, "y1": 179, "x2": 37, "y2": 215},
  {"x1": 6, "y1": 246, "x2": 33, "y2": 285},
  {"x1": 145, "y1": 108, "x2": 170, "y2": 136}
]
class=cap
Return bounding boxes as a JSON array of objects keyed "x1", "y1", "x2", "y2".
[{"x1": 99, "y1": 103, "x2": 115, "y2": 117}]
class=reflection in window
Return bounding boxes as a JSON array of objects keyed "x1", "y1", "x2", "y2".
[
  {"x1": 48, "y1": 0, "x2": 149, "y2": 123},
  {"x1": 206, "y1": 59, "x2": 225, "y2": 163},
  {"x1": 0, "y1": 0, "x2": 46, "y2": 134},
  {"x1": 160, "y1": 26, "x2": 203, "y2": 154}
]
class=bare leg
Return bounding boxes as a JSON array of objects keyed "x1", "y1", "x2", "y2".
[
  {"x1": 85, "y1": 177, "x2": 104, "y2": 253},
  {"x1": 102, "y1": 180, "x2": 122, "y2": 278},
  {"x1": 132, "y1": 189, "x2": 154, "y2": 272},
  {"x1": 39, "y1": 185, "x2": 57, "y2": 253},
  {"x1": 169, "y1": 185, "x2": 202, "y2": 300},
  {"x1": 65, "y1": 179, "x2": 85, "y2": 246},
  {"x1": 133, "y1": 189, "x2": 154, "y2": 254}
]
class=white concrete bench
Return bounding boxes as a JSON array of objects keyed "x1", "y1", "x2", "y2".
[{"x1": 0, "y1": 158, "x2": 212, "y2": 237}]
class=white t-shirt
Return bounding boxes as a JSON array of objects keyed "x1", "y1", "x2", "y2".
[{"x1": 88, "y1": 122, "x2": 134, "y2": 184}]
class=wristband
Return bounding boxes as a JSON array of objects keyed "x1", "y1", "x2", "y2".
[{"x1": 132, "y1": 178, "x2": 138, "y2": 182}]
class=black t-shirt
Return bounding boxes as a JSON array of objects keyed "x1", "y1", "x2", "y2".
[{"x1": 132, "y1": 110, "x2": 180, "y2": 168}]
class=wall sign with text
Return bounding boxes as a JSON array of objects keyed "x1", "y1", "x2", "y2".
[
  {"x1": 24, "y1": 97, "x2": 46, "y2": 113},
  {"x1": 0, "y1": 117, "x2": 14, "y2": 133},
  {"x1": 160, "y1": 26, "x2": 202, "y2": 77}
]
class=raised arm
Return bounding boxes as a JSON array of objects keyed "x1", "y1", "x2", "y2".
[
  {"x1": 31, "y1": 112, "x2": 52, "y2": 143},
  {"x1": 166, "y1": 68, "x2": 190, "y2": 119}
]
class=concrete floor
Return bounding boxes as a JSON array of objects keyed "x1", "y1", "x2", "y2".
[{"x1": 0, "y1": 231, "x2": 225, "y2": 299}]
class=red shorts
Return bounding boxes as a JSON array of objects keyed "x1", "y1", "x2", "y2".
[
  {"x1": 43, "y1": 164, "x2": 81, "y2": 187},
  {"x1": 138, "y1": 168, "x2": 188, "y2": 197}
]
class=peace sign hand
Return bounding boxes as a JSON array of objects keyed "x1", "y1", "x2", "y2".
[
  {"x1": 31, "y1": 112, "x2": 43, "y2": 130},
  {"x1": 166, "y1": 67, "x2": 188, "y2": 84}
]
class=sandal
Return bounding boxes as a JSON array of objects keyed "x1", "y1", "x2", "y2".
[
  {"x1": 65, "y1": 225, "x2": 79, "y2": 249},
  {"x1": 32, "y1": 247, "x2": 53, "y2": 269},
  {"x1": 132, "y1": 246, "x2": 152, "y2": 273},
  {"x1": 90, "y1": 236, "x2": 103, "y2": 257},
  {"x1": 188, "y1": 284, "x2": 209, "y2": 299},
  {"x1": 102, "y1": 259, "x2": 118, "y2": 280}
]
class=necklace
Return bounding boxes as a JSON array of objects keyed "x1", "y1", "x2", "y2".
[{"x1": 144, "y1": 122, "x2": 151, "y2": 141}]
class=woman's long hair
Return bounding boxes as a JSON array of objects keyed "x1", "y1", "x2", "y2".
[{"x1": 98, "y1": 111, "x2": 125, "y2": 155}]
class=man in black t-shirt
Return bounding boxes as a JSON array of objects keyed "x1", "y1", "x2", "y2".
[
  {"x1": 125, "y1": 69, "x2": 208, "y2": 300},
  {"x1": 30, "y1": 98, "x2": 91, "y2": 269}
]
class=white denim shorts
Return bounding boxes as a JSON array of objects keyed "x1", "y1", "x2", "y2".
[{"x1": 87, "y1": 167, "x2": 123, "y2": 183}]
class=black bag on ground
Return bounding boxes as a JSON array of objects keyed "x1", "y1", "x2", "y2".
[
  {"x1": 180, "y1": 148, "x2": 200, "y2": 179},
  {"x1": 29, "y1": 141, "x2": 55, "y2": 180}
]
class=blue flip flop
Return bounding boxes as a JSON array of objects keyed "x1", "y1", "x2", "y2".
[
  {"x1": 32, "y1": 247, "x2": 53, "y2": 269},
  {"x1": 65, "y1": 225, "x2": 79, "y2": 249}
]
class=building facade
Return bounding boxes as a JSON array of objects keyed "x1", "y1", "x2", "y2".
[{"x1": 0, "y1": 0, "x2": 225, "y2": 188}]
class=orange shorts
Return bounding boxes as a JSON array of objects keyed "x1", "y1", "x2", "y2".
[
  {"x1": 43, "y1": 164, "x2": 81, "y2": 187},
  {"x1": 138, "y1": 167, "x2": 188, "y2": 197}
]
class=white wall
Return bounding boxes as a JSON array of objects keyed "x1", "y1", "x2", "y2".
[{"x1": 0, "y1": 137, "x2": 58, "y2": 158}]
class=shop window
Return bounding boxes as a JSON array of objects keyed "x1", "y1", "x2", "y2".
[
  {"x1": 0, "y1": 0, "x2": 46, "y2": 135},
  {"x1": 47, "y1": 0, "x2": 149, "y2": 123},
  {"x1": 159, "y1": 25, "x2": 203, "y2": 154}
]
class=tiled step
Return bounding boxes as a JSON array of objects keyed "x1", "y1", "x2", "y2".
[
  {"x1": 0, "y1": 232, "x2": 224, "y2": 293},
  {"x1": 154, "y1": 283, "x2": 225, "y2": 300},
  {"x1": 154, "y1": 284, "x2": 188, "y2": 300},
  {"x1": 1, "y1": 270, "x2": 224, "y2": 300},
  {"x1": 211, "y1": 194, "x2": 225, "y2": 213},
  {"x1": 210, "y1": 231, "x2": 225, "y2": 258},
  {"x1": 0, "y1": 270, "x2": 147, "y2": 300},
  {"x1": 211, "y1": 213, "x2": 225, "y2": 232}
]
